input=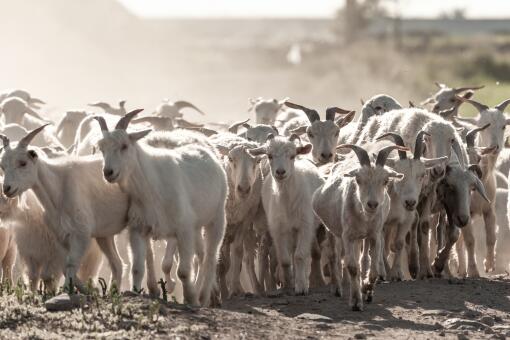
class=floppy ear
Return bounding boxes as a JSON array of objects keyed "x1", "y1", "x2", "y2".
[
  {"x1": 129, "y1": 129, "x2": 152, "y2": 142},
  {"x1": 344, "y1": 168, "x2": 359, "y2": 177},
  {"x1": 27, "y1": 149, "x2": 38, "y2": 160},
  {"x1": 290, "y1": 125, "x2": 308, "y2": 136},
  {"x1": 297, "y1": 143, "x2": 312, "y2": 155},
  {"x1": 384, "y1": 157, "x2": 398, "y2": 168},
  {"x1": 248, "y1": 147, "x2": 267, "y2": 156},
  {"x1": 422, "y1": 156, "x2": 449, "y2": 169}
]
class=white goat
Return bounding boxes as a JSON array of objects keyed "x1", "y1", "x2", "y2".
[
  {"x1": 94, "y1": 110, "x2": 227, "y2": 306},
  {"x1": 0, "y1": 97, "x2": 48, "y2": 129},
  {"x1": 313, "y1": 144, "x2": 406, "y2": 310},
  {"x1": 55, "y1": 110, "x2": 89, "y2": 147},
  {"x1": 0, "y1": 89, "x2": 45, "y2": 109},
  {"x1": 0, "y1": 127, "x2": 130, "y2": 293},
  {"x1": 249, "y1": 134, "x2": 324, "y2": 295},
  {"x1": 421, "y1": 82, "x2": 484, "y2": 116}
]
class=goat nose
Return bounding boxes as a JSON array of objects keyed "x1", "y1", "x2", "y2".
[
  {"x1": 432, "y1": 166, "x2": 444, "y2": 177},
  {"x1": 321, "y1": 152, "x2": 333, "y2": 160},
  {"x1": 458, "y1": 215, "x2": 470, "y2": 227},
  {"x1": 367, "y1": 201, "x2": 378, "y2": 209},
  {"x1": 3, "y1": 185, "x2": 10, "y2": 194},
  {"x1": 237, "y1": 184, "x2": 251, "y2": 194},
  {"x1": 104, "y1": 168, "x2": 114, "y2": 177},
  {"x1": 276, "y1": 169, "x2": 286, "y2": 176},
  {"x1": 405, "y1": 199, "x2": 417, "y2": 208}
]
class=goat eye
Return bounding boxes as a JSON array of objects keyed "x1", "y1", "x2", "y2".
[
  {"x1": 19, "y1": 161, "x2": 27, "y2": 167},
  {"x1": 228, "y1": 157, "x2": 233, "y2": 163},
  {"x1": 308, "y1": 132, "x2": 314, "y2": 138},
  {"x1": 335, "y1": 131, "x2": 339, "y2": 137},
  {"x1": 450, "y1": 98, "x2": 456, "y2": 103},
  {"x1": 384, "y1": 179, "x2": 389, "y2": 185},
  {"x1": 502, "y1": 126, "x2": 506, "y2": 130},
  {"x1": 290, "y1": 155, "x2": 296, "y2": 160},
  {"x1": 121, "y1": 144, "x2": 128, "y2": 151},
  {"x1": 268, "y1": 155, "x2": 273, "y2": 160}
]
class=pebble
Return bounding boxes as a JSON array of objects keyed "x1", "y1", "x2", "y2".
[
  {"x1": 45, "y1": 293, "x2": 83, "y2": 312},
  {"x1": 296, "y1": 313, "x2": 333, "y2": 322}
]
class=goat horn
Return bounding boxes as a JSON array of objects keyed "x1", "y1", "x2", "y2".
[
  {"x1": 375, "y1": 132, "x2": 407, "y2": 160},
  {"x1": 495, "y1": 98, "x2": 510, "y2": 112},
  {"x1": 284, "y1": 101, "x2": 320, "y2": 123},
  {"x1": 435, "y1": 82, "x2": 446, "y2": 89},
  {"x1": 325, "y1": 107, "x2": 351, "y2": 121},
  {"x1": 0, "y1": 135, "x2": 10, "y2": 149},
  {"x1": 173, "y1": 101, "x2": 205, "y2": 115},
  {"x1": 376, "y1": 145, "x2": 410, "y2": 167},
  {"x1": 337, "y1": 144, "x2": 371, "y2": 167},
  {"x1": 454, "y1": 85, "x2": 484, "y2": 93},
  {"x1": 456, "y1": 96, "x2": 489, "y2": 112},
  {"x1": 228, "y1": 118, "x2": 250, "y2": 133},
  {"x1": 115, "y1": 109, "x2": 144, "y2": 130},
  {"x1": 465, "y1": 123, "x2": 490, "y2": 148},
  {"x1": 93, "y1": 116, "x2": 109, "y2": 132},
  {"x1": 18, "y1": 124, "x2": 50, "y2": 149},
  {"x1": 414, "y1": 131, "x2": 431, "y2": 159}
]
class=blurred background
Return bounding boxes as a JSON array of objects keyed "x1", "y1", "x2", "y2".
[{"x1": 2, "y1": 0, "x2": 510, "y2": 121}]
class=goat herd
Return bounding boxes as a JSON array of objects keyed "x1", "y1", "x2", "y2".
[{"x1": 0, "y1": 84, "x2": 508, "y2": 312}]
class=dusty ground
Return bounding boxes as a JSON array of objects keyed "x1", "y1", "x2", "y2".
[{"x1": 0, "y1": 277, "x2": 508, "y2": 339}]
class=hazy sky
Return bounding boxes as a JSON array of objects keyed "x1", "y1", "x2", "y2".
[{"x1": 118, "y1": 0, "x2": 510, "y2": 19}]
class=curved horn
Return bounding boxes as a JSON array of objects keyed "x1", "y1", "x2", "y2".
[
  {"x1": 465, "y1": 123, "x2": 490, "y2": 148},
  {"x1": 337, "y1": 144, "x2": 371, "y2": 167},
  {"x1": 173, "y1": 101, "x2": 205, "y2": 115},
  {"x1": 25, "y1": 107, "x2": 46, "y2": 121},
  {"x1": 376, "y1": 145, "x2": 410, "y2": 167},
  {"x1": 435, "y1": 82, "x2": 446, "y2": 89},
  {"x1": 284, "y1": 101, "x2": 320, "y2": 123},
  {"x1": 375, "y1": 132, "x2": 407, "y2": 160},
  {"x1": 409, "y1": 101, "x2": 415, "y2": 108},
  {"x1": 454, "y1": 85, "x2": 484, "y2": 93},
  {"x1": 18, "y1": 124, "x2": 50, "y2": 149},
  {"x1": 456, "y1": 96, "x2": 489, "y2": 112},
  {"x1": 414, "y1": 131, "x2": 431, "y2": 159},
  {"x1": 29, "y1": 97, "x2": 45, "y2": 105},
  {"x1": 228, "y1": 118, "x2": 250, "y2": 133},
  {"x1": 470, "y1": 171, "x2": 490, "y2": 203},
  {"x1": 495, "y1": 98, "x2": 510, "y2": 112},
  {"x1": 0, "y1": 135, "x2": 10, "y2": 149},
  {"x1": 174, "y1": 118, "x2": 203, "y2": 128},
  {"x1": 325, "y1": 107, "x2": 351, "y2": 121},
  {"x1": 93, "y1": 116, "x2": 109, "y2": 132},
  {"x1": 115, "y1": 109, "x2": 144, "y2": 130}
]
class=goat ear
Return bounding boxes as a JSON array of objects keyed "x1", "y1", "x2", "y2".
[
  {"x1": 216, "y1": 145, "x2": 230, "y2": 156},
  {"x1": 384, "y1": 157, "x2": 398, "y2": 168},
  {"x1": 129, "y1": 129, "x2": 152, "y2": 142},
  {"x1": 335, "y1": 111, "x2": 355, "y2": 128},
  {"x1": 422, "y1": 156, "x2": 449, "y2": 169},
  {"x1": 344, "y1": 169, "x2": 359, "y2": 177},
  {"x1": 248, "y1": 147, "x2": 266, "y2": 156},
  {"x1": 27, "y1": 149, "x2": 38, "y2": 160},
  {"x1": 387, "y1": 170, "x2": 404, "y2": 179},
  {"x1": 297, "y1": 143, "x2": 312, "y2": 155}
]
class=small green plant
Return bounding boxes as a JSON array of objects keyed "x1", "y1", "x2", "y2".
[
  {"x1": 158, "y1": 278, "x2": 168, "y2": 302},
  {"x1": 14, "y1": 278, "x2": 25, "y2": 303}
]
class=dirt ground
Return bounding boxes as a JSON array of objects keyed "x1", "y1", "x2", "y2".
[{"x1": 0, "y1": 276, "x2": 508, "y2": 339}]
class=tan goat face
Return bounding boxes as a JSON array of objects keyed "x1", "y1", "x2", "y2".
[
  {"x1": 346, "y1": 165, "x2": 402, "y2": 216},
  {"x1": 477, "y1": 109, "x2": 508, "y2": 153},
  {"x1": 226, "y1": 145, "x2": 261, "y2": 200},
  {"x1": 306, "y1": 121, "x2": 340, "y2": 164}
]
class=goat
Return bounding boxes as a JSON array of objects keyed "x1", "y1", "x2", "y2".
[
  {"x1": 313, "y1": 144, "x2": 406, "y2": 310},
  {"x1": 249, "y1": 134, "x2": 324, "y2": 295},
  {"x1": 94, "y1": 109, "x2": 227, "y2": 306},
  {"x1": 0, "y1": 126, "x2": 130, "y2": 293}
]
